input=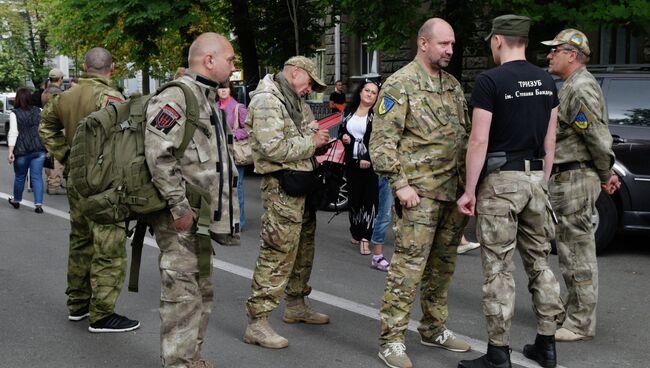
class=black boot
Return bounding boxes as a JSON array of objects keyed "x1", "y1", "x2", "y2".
[
  {"x1": 523, "y1": 334, "x2": 557, "y2": 368},
  {"x1": 458, "y1": 344, "x2": 511, "y2": 368}
]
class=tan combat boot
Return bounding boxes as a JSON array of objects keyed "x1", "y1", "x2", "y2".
[
  {"x1": 243, "y1": 317, "x2": 289, "y2": 349},
  {"x1": 283, "y1": 296, "x2": 330, "y2": 324},
  {"x1": 190, "y1": 359, "x2": 213, "y2": 368}
]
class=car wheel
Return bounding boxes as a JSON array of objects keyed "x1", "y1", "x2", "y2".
[
  {"x1": 325, "y1": 175, "x2": 348, "y2": 211},
  {"x1": 593, "y1": 192, "x2": 618, "y2": 255}
]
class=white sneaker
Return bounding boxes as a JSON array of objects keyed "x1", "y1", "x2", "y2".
[{"x1": 457, "y1": 241, "x2": 480, "y2": 254}]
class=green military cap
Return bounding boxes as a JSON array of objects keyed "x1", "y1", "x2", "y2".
[
  {"x1": 485, "y1": 14, "x2": 531, "y2": 41},
  {"x1": 284, "y1": 56, "x2": 327, "y2": 92},
  {"x1": 541, "y1": 29, "x2": 591, "y2": 56}
]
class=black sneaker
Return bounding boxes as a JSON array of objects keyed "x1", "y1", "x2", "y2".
[
  {"x1": 88, "y1": 313, "x2": 140, "y2": 333},
  {"x1": 68, "y1": 307, "x2": 90, "y2": 321}
]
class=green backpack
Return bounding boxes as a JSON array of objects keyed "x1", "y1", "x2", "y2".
[{"x1": 67, "y1": 81, "x2": 200, "y2": 224}]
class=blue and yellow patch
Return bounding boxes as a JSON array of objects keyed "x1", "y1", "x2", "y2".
[
  {"x1": 378, "y1": 96, "x2": 395, "y2": 115},
  {"x1": 574, "y1": 112, "x2": 589, "y2": 129}
]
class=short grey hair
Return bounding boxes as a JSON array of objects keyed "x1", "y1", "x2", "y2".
[{"x1": 84, "y1": 47, "x2": 113, "y2": 74}]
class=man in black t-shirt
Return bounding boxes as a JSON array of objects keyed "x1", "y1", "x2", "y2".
[
  {"x1": 457, "y1": 14, "x2": 564, "y2": 368},
  {"x1": 328, "y1": 80, "x2": 345, "y2": 113}
]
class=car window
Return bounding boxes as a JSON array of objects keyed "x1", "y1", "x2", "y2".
[{"x1": 606, "y1": 78, "x2": 650, "y2": 127}]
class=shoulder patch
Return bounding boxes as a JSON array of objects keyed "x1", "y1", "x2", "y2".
[
  {"x1": 574, "y1": 101, "x2": 596, "y2": 130},
  {"x1": 378, "y1": 96, "x2": 396, "y2": 116},
  {"x1": 103, "y1": 95, "x2": 123, "y2": 108},
  {"x1": 151, "y1": 104, "x2": 181, "y2": 134}
]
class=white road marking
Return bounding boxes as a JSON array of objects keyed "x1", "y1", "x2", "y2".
[{"x1": 2, "y1": 191, "x2": 564, "y2": 368}]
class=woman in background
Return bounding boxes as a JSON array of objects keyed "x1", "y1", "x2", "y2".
[
  {"x1": 7, "y1": 87, "x2": 46, "y2": 213},
  {"x1": 217, "y1": 82, "x2": 249, "y2": 231},
  {"x1": 339, "y1": 78, "x2": 389, "y2": 271}
]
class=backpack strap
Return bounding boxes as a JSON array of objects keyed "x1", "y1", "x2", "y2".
[{"x1": 154, "y1": 81, "x2": 201, "y2": 160}]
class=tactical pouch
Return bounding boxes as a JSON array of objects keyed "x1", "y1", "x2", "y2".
[
  {"x1": 272, "y1": 170, "x2": 318, "y2": 197},
  {"x1": 186, "y1": 183, "x2": 214, "y2": 279},
  {"x1": 480, "y1": 151, "x2": 508, "y2": 182}
]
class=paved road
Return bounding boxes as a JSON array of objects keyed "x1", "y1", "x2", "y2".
[{"x1": 0, "y1": 145, "x2": 648, "y2": 368}]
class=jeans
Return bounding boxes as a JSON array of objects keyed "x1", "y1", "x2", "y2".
[
  {"x1": 371, "y1": 176, "x2": 392, "y2": 245},
  {"x1": 237, "y1": 165, "x2": 245, "y2": 230},
  {"x1": 13, "y1": 150, "x2": 46, "y2": 205}
]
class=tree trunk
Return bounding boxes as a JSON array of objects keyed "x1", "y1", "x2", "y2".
[
  {"x1": 230, "y1": 0, "x2": 261, "y2": 88},
  {"x1": 142, "y1": 66, "x2": 150, "y2": 95}
]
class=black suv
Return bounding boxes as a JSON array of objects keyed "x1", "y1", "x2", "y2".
[{"x1": 579, "y1": 65, "x2": 650, "y2": 253}]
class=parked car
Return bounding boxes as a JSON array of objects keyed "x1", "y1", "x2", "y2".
[
  {"x1": 555, "y1": 65, "x2": 650, "y2": 254},
  {"x1": 0, "y1": 93, "x2": 16, "y2": 145}
]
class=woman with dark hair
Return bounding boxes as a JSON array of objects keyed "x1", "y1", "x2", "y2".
[
  {"x1": 7, "y1": 87, "x2": 46, "y2": 213},
  {"x1": 339, "y1": 78, "x2": 389, "y2": 271},
  {"x1": 217, "y1": 81, "x2": 249, "y2": 230}
]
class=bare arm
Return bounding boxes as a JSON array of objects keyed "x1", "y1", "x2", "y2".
[
  {"x1": 543, "y1": 107, "x2": 558, "y2": 182},
  {"x1": 457, "y1": 107, "x2": 492, "y2": 216}
]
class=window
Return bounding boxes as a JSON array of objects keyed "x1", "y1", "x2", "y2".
[
  {"x1": 606, "y1": 79, "x2": 650, "y2": 127},
  {"x1": 599, "y1": 26, "x2": 640, "y2": 64},
  {"x1": 360, "y1": 41, "x2": 377, "y2": 75}
]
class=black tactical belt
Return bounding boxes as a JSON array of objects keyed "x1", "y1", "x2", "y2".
[
  {"x1": 500, "y1": 159, "x2": 544, "y2": 172},
  {"x1": 552, "y1": 161, "x2": 594, "y2": 174}
]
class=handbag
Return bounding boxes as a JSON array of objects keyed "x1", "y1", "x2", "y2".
[
  {"x1": 43, "y1": 152, "x2": 55, "y2": 170},
  {"x1": 272, "y1": 170, "x2": 318, "y2": 197},
  {"x1": 233, "y1": 139, "x2": 253, "y2": 166},
  {"x1": 231, "y1": 103, "x2": 253, "y2": 166}
]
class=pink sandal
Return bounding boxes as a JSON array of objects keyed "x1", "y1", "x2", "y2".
[{"x1": 370, "y1": 256, "x2": 390, "y2": 272}]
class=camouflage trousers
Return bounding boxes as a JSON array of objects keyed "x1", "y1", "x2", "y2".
[
  {"x1": 151, "y1": 210, "x2": 214, "y2": 368},
  {"x1": 379, "y1": 198, "x2": 467, "y2": 345},
  {"x1": 45, "y1": 157, "x2": 64, "y2": 191},
  {"x1": 476, "y1": 170, "x2": 563, "y2": 346},
  {"x1": 246, "y1": 176, "x2": 316, "y2": 319},
  {"x1": 66, "y1": 186, "x2": 127, "y2": 323},
  {"x1": 550, "y1": 168, "x2": 600, "y2": 337}
]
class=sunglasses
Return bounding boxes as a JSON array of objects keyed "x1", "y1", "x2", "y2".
[{"x1": 364, "y1": 78, "x2": 382, "y2": 88}]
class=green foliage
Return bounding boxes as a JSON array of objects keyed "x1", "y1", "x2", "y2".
[
  {"x1": 0, "y1": 45, "x2": 29, "y2": 91},
  {"x1": 0, "y1": 0, "x2": 51, "y2": 86},
  {"x1": 326, "y1": 0, "x2": 429, "y2": 54},
  {"x1": 44, "y1": 0, "x2": 229, "y2": 82}
]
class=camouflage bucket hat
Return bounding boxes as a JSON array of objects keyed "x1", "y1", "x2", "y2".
[
  {"x1": 284, "y1": 56, "x2": 327, "y2": 92},
  {"x1": 485, "y1": 14, "x2": 531, "y2": 41},
  {"x1": 541, "y1": 29, "x2": 591, "y2": 56}
]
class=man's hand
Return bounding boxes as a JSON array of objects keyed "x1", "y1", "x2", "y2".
[
  {"x1": 457, "y1": 192, "x2": 476, "y2": 216},
  {"x1": 601, "y1": 173, "x2": 621, "y2": 195},
  {"x1": 173, "y1": 210, "x2": 193, "y2": 232},
  {"x1": 7, "y1": 152, "x2": 14, "y2": 164},
  {"x1": 307, "y1": 120, "x2": 319, "y2": 131},
  {"x1": 312, "y1": 129, "x2": 330, "y2": 148},
  {"x1": 395, "y1": 185, "x2": 420, "y2": 209}
]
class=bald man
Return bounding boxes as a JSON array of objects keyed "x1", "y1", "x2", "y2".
[
  {"x1": 370, "y1": 18, "x2": 472, "y2": 368},
  {"x1": 144, "y1": 32, "x2": 238, "y2": 368}
]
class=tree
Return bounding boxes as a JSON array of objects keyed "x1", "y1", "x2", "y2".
[
  {"x1": 0, "y1": 0, "x2": 52, "y2": 87},
  {"x1": 44, "y1": 0, "x2": 227, "y2": 93},
  {"x1": 0, "y1": 46, "x2": 29, "y2": 91}
]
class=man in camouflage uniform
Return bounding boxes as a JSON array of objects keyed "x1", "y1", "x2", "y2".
[
  {"x1": 41, "y1": 68, "x2": 67, "y2": 195},
  {"x1": 243, "y1": 56, "x2": 330, "y2": 349},
  {"x1": 144, "y1": 33, "x2": 239, "y2": 368},
  {"x1": 457, "y1": 15, "x2": 564, "y2": 368},
  {"x1": 542, "y1": 29, "x2": 619, "y2": 343},
  {"x1": 369, "y1": 18, "x2": 472, "y2": 368},
  {"x1": 39, "y1": 48, "x2": 139, "y2": 333}
]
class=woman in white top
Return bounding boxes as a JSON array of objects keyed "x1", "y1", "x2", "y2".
[
  {"x1": 7, "y1": 87, "x2": 46, "y2": 213},
  {"x1": 339, "y1": 78, "x2": 389, "y2": 271}
]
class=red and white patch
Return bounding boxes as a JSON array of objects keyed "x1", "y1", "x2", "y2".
[
  {"x1": 152, "y1": 105, "x2": 181, "y2": 133},
  {"x1": 103, "y1": 95, "x2": 123, "y2": 107}
]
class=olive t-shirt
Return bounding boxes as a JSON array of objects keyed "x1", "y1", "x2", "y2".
[{"x1": 471, "y1": 60, "x2": 559, "y2": 157}]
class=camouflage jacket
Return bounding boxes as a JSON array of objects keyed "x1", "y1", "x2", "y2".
[
  {"x1": 41, "y1": 84, "x2": 63, "y2": 107},
  {"x1": 245, "y1": 73, "x2": 317, "y2": 174},
  {"x1": 369, "y1": 59, "x2": 471, "y2": 201},
  {"x1": 39, "y1": 74, "x2": 123, "y2": 163},
  {"x1": 556, "y1": 66, "x2": 615, "y2": 183},
  {"x1": 144, "y1": 71, "x2": 238, "y2": 235}
]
